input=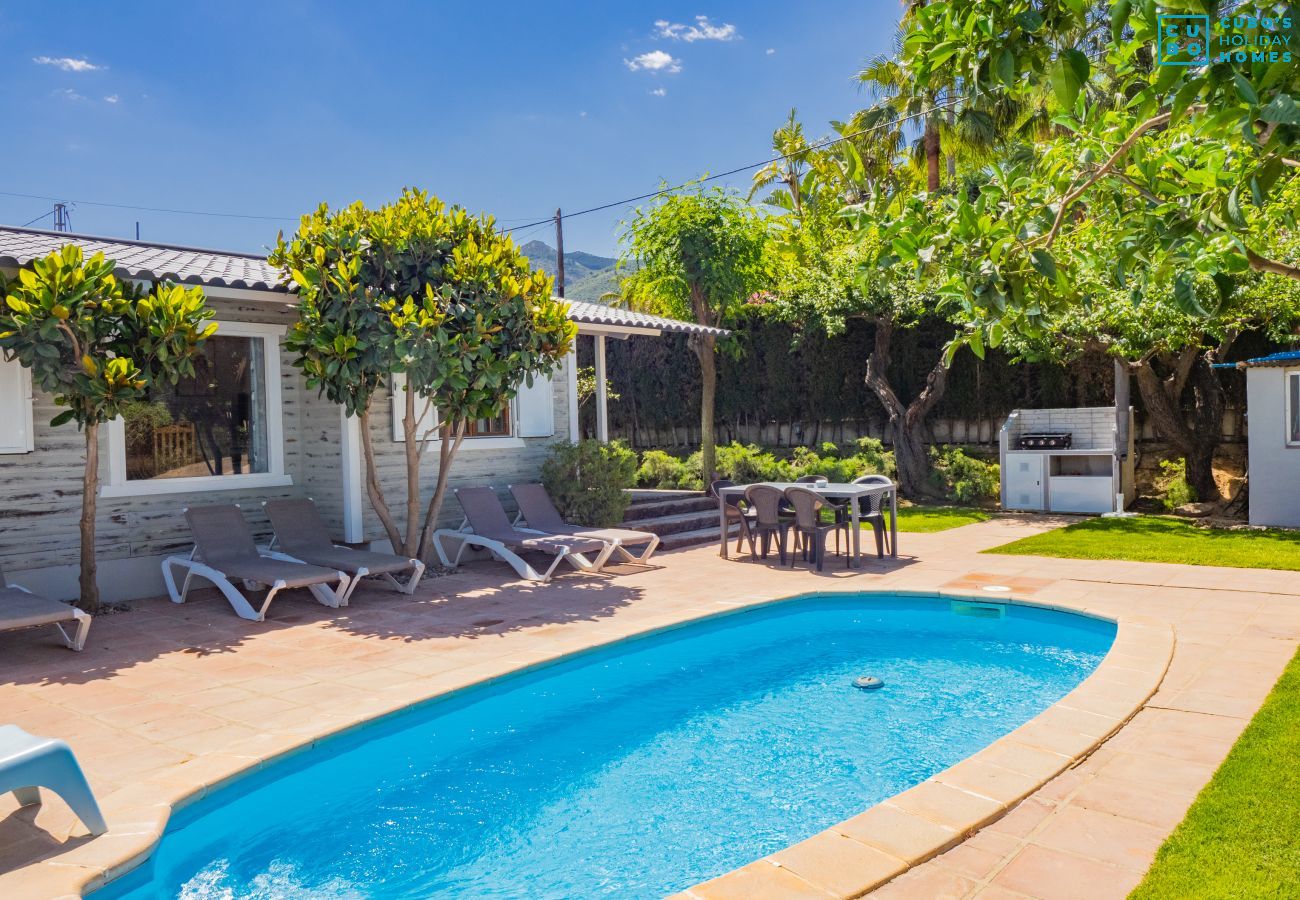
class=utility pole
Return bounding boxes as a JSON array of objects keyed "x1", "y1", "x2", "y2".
[
  {"x1": 53, "y1": 203, "x2": 71, "y2": 233},
  {"x1": 554, "y1": 207, "x2": 565, "y2": 298}
]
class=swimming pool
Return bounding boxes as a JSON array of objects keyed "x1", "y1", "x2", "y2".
[{"x1": 94, "y1": 592, "x2": 1114, "y2": 899}]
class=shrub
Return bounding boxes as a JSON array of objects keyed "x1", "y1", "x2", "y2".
[
  {"x1": 852, "y1": 437, "x2": 896, "y2": 477},
  {"x1": 633, "y1": 440, "x2": 899, "y2": 490},
  {"x1": 541, "y1": 440, "x2": 637, "y2": 526},
  {"x1": 715, "y1": 442, "x2": 792, "y2": 483},
  {"x1": 929, "y1": 446, "x2": 999, "y2": 503},
  {"x1": 1157, "y1": 458, "x2": 1196, "y2": 511},
  {"x1": 636, "y1": 449, "x2": 702, "y2": 490}
]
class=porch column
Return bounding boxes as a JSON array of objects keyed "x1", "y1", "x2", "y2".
[{"x1": 595, "y1": 333, "x2": 609, "y2": 443}]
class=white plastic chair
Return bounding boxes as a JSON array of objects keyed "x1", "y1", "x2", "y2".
[{"x1": 0, "y1": 724, "x2": 106, "y2": 835}]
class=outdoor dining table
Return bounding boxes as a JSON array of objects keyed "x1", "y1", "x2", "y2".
[{"x1": 715, "y1": 480, "x2": 898, "y2": 567}]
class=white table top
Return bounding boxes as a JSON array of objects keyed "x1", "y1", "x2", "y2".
[{"x1": 715, "y1": 481, "x2": 895, "y2": 497}]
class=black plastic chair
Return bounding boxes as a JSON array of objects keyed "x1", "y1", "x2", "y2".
[{"x1": 743, "y1": 484, "x2": 790, "y2": 565}]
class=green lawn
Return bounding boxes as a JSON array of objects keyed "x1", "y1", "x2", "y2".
[
  {"x1": 1129, "y1": 647, "x2": 1300, "y2": 898},
  {"x1": 984, "y1": 515, "x2": 1300, "y2": 571},
  {"x1": 895, "y1": 505, "x2": 992, "y2": 533}
]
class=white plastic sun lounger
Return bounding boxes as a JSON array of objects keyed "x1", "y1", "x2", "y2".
[
  {"x1": 0, "y1": 563, "x2": 91, "y2": 651},
  {"x1": 431, "y1": 486, "x2": 613, "y2": 583},
  {"x1": 161, "y1": 504, "x2": 350, "y2": 622},
  {"x1": 262, "y1": 498, "x2": 425, "y2": 606},
  {"x1": 509, "y1": 483, "x2": 660, "y2": 566},
  {"x1": 0, "y1": 725, "x2": 106, "y2": 836}
]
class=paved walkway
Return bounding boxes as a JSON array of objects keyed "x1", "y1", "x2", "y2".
[{"x1": 1, "y1": 514, "x2": 1296, "y2": 898}]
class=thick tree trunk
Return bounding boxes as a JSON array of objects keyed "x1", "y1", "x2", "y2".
[
  {"x1": 358, "y1": 404, "x2": 406, "y2": 556},
  {"x1": 77, "y1": 421, "x2": 100, "y2": 613},
  {"x1": 693, "y1": 332, "x2": 718, "y2": 480},
  {"x1": 863, "y1": 315, "x2": 951, "y2": 499},
  {"x1": 1131, "y1": 348, "x2": 1226, "y2": 502}
]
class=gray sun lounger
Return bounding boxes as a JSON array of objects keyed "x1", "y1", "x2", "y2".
[
  {"x1": 431, "y1": 486, "x2": 612, "y2": 583},
  {"x1": 0, "y1": 562, "x2": 91, "y2": 651},
  {"x1": 262, "y1": 498, "x2": 424, "y2": 605},
  {"x1": 161, "y1": 504, "x2": 350, "y2": 622},
  {"x1": 508, "y1": 483, "x2": 660, "y2": 566}
]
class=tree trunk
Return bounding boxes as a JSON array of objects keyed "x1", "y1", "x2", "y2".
[
  {"x1": 77, "y1": 421, "x2": 100, "y2": 613},
  {"x1": 692, "y1": 332, "x2": 719, "y2": 481},
  {"x1": 1131, "y1": 349, "x2": 1226, "y2": 502},
  {"x1": 417, "y1": 419, "x2": 468, "y2": 564},
  {"x1": 358, "y1": 404, "x2": 405, "y2": 556},
  {"x1": 924, "y1": 117, "x2": 941, "y2": 192},
  {"x1": 863, "y1": 315, "x2": 951, "y2": 499},
  {"x1": 402, "y1": 387, "x2": 423, "y2": 557}
]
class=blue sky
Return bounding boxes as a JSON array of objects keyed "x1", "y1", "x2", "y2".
[{"x1": 0, "y1": 2, "x2": 901, "y2": 257}]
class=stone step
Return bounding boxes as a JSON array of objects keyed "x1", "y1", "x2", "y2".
[
  {"x1": 622, "y1": 495, "x2": 717, "y2": 522},
  {"x1": 659, "y1": 523, "x2": 737, "y2": 552},
  {"x1": 622, "y1": 509, "x2": 722, "y2": 537}
]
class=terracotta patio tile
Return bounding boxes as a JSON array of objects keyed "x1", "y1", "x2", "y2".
[
  {"x1": 1066, "y1": 776, "x2": 1194, "y2": 830},
  {"x1": 837, "y1": 803, "x2": 959, "y2": 862},
  {"x1": 1030, "y1": 804, "x2": 1167, "y2": 871},
  {"x1": 993, "y1": 844, "x2": 1144, "y2": 900},
  {"x1": 688, "y1": 860, "x2": 833, "y2": 900},
  {"x1": 771, "y1": 831, "x2": 907, "y2": 896},
  {"x1": 870, "y1": 864, "x2": 978, "y2": 899}
]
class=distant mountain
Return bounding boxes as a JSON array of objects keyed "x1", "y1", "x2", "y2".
[
  {"x1": 519, "y1": 240, "x2": 616, "y2": 288},
  {"x1": 565, "y1": 266, "x2": 623, "y2": 303}
]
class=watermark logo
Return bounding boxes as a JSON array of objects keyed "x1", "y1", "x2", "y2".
[
  {"x1": 1157, "y1": 14, "x2": 1294, "y2": 66},
  {"x1": 1158, "y1": 14, "x2": 1210, "y2": 65}
]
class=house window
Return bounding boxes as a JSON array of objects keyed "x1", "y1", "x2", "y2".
[
  {"x1": 102, "y1": 322, "x2": 289, "y2": 497},
  {"x1": 388, "y1": 373, "x2": 523, "y2": 447},
  {"x1": 1288, "y1": 370, "x2": 1300, "y2": 447},
  {"x1": 468, "y1": 408, "x2": 511, "y2": 437}
]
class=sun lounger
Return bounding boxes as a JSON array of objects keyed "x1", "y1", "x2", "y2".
[
  {"x1": 262, "y1": 498, "x2": 424, "y2": 604},
  {"x1": 0, "y1": 563, "x2": 91, "y2": 651},
  {"x1": 161, "y1": 504, "x2": 350, "y2": 622},
  {"x1": 508, "y1": 483, "x2": 660, "y2": 566},
  {"x1": 0, "y1": 725, "x2": 106, "y2": 836},
  {"x1": 431, "y1": 486, "x2": 612, "y2": 582}
]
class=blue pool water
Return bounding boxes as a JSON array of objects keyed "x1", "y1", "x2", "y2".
[{"x1": 95, "y1": 593, "x2": 1113, "y2": 899}]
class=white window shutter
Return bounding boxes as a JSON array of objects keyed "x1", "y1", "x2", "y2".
[
  {"x1": 516, "y1": 372, "x2": 555, "y2": 438},
  {"x1": 390, "y1": 374, "x2": 440, "y2": 442},
  {"x1": 0, "y1": 358, "x2": 34, "y2": 454}
]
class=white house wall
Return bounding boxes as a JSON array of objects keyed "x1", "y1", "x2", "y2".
[
  {"x1": 360, "y1": 367, "x2": 573, "y2": 545},
  {"x1": 0, "y1": 298, "x2": 309, "y2": 601},
  {"x1": 0, "y1": 292, "x2": 576, "y2": 600}
]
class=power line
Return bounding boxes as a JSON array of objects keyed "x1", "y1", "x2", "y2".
[
  {"x1": 21, "y1": 209, "x2": 55, "y2": 228},
  {"x1": 0, "y1": 190, "x2": 296, "y2": 222}
]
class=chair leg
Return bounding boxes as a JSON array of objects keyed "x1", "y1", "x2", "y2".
[
  {"x1": 872, "y1": 521, "x2": 885, "y2": 558},
  {"x1": 12, "y1": 786, "x2": 40, "y2": 806},
  {"x1": 777, "y1": 527, "x2": 789, "y2": 566},
  {"x1": 816, "y1": 529, "x2": 831, "y2": 572}
]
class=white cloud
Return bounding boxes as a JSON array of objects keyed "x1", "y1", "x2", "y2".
[
  {"x1": 650, "y1": 87, "x2": 667, "y2": 97},
  {"x1": 655, "y1": 16, "x2": 737, "y2": 42},
  {"x1": 54, "y1": 88, "x2": 86, "y2": 101},
  {"x1": 624, "y1": 50, "x2": 681, "y2": 73},
  {"x1": 766, "y1": 48, "x2": 776, "y2": 55},
  {"x1": 104, "y1": 94, "x2": 119, "y2": 104},
  {"x1": 579, "y1": 110, "x2": 588, "y2": 117},
  {"x1": 33, "y1": 56, "x2": 103, "y2": 72}
]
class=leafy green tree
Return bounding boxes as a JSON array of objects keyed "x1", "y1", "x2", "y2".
[
  {"x1": 1014, "y1": 225, "x2": 1300, "y2": 500},
  {"x1": 866, "y1": 0, "x2": 1300, "y2": 347},
  {"x1": 619, "y1": 185, "x2": 775, "y2": 480},
  {"x1": 271, "y1": 189, "x2": 575, "y2": 561},
  {"x1": 0, "y1": 247, "x2": 214, "y2": 610}
]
